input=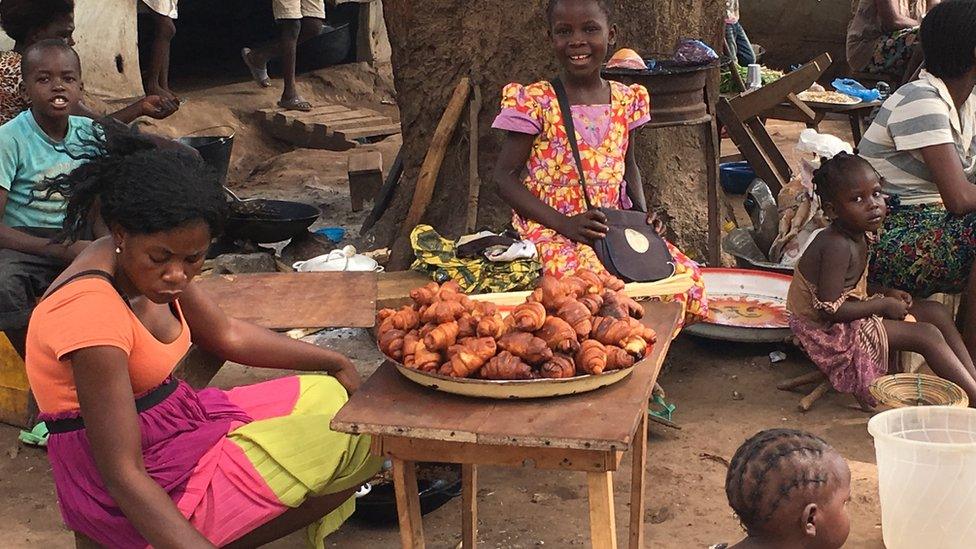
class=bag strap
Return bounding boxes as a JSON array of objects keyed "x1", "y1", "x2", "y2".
[{"x1": 551, "y1": 78, "x2": 594, "y2": 210}]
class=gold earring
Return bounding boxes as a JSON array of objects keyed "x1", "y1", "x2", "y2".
[{"x1": 115, "y1": 246, "x2": 121, "y2": 254}]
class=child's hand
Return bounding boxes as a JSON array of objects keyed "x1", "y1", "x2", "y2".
[
  {"x1": 646, "y1": 211, "x2": 666, "y2": 236},
  {"x1": 884, "y1": 288, "x2": 913, "y2": 307},
  {"x1": 139, "y1": 95, "x2": 179, "y2": 119},
  {"x1": 879, "y1": 296, "x2": 910, "y2": 320},
  {"x1": 562, "y1": 210, "x2": 609, "y2": 243}
]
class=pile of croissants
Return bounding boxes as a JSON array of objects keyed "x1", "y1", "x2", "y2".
[{"x1": 376, "y1": 270, "x2": 657, "y2": 380}]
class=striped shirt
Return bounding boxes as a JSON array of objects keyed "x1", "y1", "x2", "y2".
[{"x1": 859, "y1": 71, "x2": 976, "y2": 206}]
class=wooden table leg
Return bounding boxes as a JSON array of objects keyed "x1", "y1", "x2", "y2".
[
  {"x1": 462, "y1": 464, "x2": 478, "y2": 548},
  {"x1": 392, "y1": 458, "x2": 425, "y2": 549},
  {"x1": 628, "y1": 415, "x2": 648, "y2": 549},
  {"x1": 587, "y1": 471, "x2": 618, "y2": 549}
]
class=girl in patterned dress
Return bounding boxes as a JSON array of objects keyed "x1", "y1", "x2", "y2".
[
  {"x1": 491, "y1": 0, "x2": 707, "y2": 328},
  {"x1": 786, "y1": 152, "x2": 976, "y2": 408}
]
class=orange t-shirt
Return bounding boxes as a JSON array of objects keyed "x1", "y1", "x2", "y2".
[{"x1": 25, "y1": 277, "x2": 192, "y2": 414}]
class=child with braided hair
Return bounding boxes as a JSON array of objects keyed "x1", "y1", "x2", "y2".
[
  {"x1": 715, "y1": 428, "x2": 851, "y2": 549},
  {"x1": 786, "y1": 151, "x2": 976, "y2": 408}
]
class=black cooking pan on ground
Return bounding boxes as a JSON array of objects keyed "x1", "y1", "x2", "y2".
[{"x1": 225, "y1": 199, "x2": 320, "y2": 243}]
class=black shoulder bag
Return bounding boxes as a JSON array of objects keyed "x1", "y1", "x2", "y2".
[{"x1": 551, "y1": 78, "x2": 676, "y2": 282}]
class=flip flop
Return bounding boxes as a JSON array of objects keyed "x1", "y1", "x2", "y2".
[
  {"x1": 241, "y1": 48, "x2": 271, "y2": 88},
  {"x1": 18, "y1": 422, "x2": 49, "y2": 447},
  {"x1": 277, "y1": 97, "x2": 313, "y2": 112}
]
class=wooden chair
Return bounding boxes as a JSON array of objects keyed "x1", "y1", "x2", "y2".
[{"x1": 717, "y1": 53, "x2": 832, "y2": 195}]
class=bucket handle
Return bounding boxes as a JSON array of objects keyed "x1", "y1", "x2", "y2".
[{"x1": 183, "y1": 125, "x2": 236, "y2": 140}]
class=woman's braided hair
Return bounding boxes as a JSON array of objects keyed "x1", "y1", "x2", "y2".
[
  {"x1": 811, "y1": 151, "x2": 876, "y2": 203},
  {"x1": 725, "y1": 429, "x2": 838, "y2": 536},
  {"x1": 921, "y1": 0, "x2": 976, "y2": 79},
  {"x1": 0, "y1": 0, "x2": 74, "y2": 43},
  {"x1": 40, "y1": 122, "x2": 228, "y2": 243},
  {"x1": 545, "y1": 0, "x2": 613, "y2": 24}
]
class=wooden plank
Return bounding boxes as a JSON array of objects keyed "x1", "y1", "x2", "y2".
[
  {"x1": 193, "y1": 272, "x2": 377, "y2": 330},
  {"x1": 587, "y1": 471, "x2": 618, "y2": 549},
  {"x1": 466, "y1": 83, "x2": 482, "y2": 233},
  {"x1": 336, "y1": 123, "x2": 402, "y2": 141},
  {"x1": 373, "y1": 436, "x2": 620, "y2": 472},
  {"x1": 325, "y1": 116, "x2": 391, "y2": 132},
  {"x1": 332, "y1": 302, "x2": 682, "y2": 451},
  {"x1": 392, "y1": 459, "x2": 426, "y2": 549},
  {"x1": 462, "y1": 464, "x2": 477, "y2": 549},
  {"x1": 784, "y1": 92, "x2": 817, "y2": 123},
  {"x1": 628, "y1": 415, "x2": 647, "y2": 549},
  {"x1": 285, "y1": 105, "x2": 354, "y2": 120},
  {"x1": 730, "y1": 52, "x2": 831, "y2": 117},
  {"x1": 303, "y1": 109, "x2": 379, "y2": 125}
]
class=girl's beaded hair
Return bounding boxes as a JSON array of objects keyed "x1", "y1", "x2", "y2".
[
  {"x1": 811, "y1": 151, "x2": 878, "y2": 203},
  {"x1": 545, "y1": 0, "x2": 613, "y2": 24},
  {"x1": 725, "y1": 429, "x2": 839, "y2": 536}
]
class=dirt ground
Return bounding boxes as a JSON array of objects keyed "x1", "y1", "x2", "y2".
[{"x1": 0, "y1": 59, "x2": 884, "y2": 547}]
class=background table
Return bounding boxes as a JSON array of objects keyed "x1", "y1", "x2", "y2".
[{"x1": 332, "y1": 302, "x2": 683, "y2": 549}]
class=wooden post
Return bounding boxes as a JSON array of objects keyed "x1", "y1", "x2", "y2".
[
  {"x1": 462, "y1": 464, "x2": 478, "y2": 548},
  {"x1": 587, "y1": 471, "x2": 618, "y2": 549},
  {"x1": 466, "y1": 83, "x2": 482, "y2": 233},
  {"x1": 628, "y1": 415, "x2": 648, "y2": 549},
  {"x1": 392, "y1": 458, "x2": 426, "y2": 549}
]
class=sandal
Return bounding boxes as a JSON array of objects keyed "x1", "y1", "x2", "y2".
[
  {"x1": 241, "y1": 48, "x2": 272, "y2": 88},
  {"x1": 277, "y1": 97, "x2": 313, "y2": 112},
  {"x1": 648, "y1": 383, "x2": 680, "y2": 430}
]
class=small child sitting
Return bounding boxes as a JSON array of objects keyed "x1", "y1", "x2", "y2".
[
  {"x1": 716, "y1": 428, "x2": 852, "y2": 549},
  {"x1": 786, "y1": 152, "x2": 976, "y2": 408},
  {"x1": 0, "y1": 39, "x2": 100, "y2": 352}
]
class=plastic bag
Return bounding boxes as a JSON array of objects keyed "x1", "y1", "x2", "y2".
[
  {"x1": 672, "y1": 39, "x2": 718, "y2": 66},
  {"x1": 831, "y1": 78, "x2": 882, "y2": 102}
]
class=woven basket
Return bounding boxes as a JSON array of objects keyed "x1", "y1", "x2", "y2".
[{"x1": 869, "y1": 373, "x2": 969, "y2": 408}]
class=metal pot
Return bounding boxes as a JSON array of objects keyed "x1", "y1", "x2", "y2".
[{"x1": 225, "y1": 199, "x2": 320, "y2": 243}]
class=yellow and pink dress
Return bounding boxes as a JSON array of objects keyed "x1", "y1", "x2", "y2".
[
  {"x1": 492, "y1": 80, "x2": 707, "y2": 326},
  {"x1": 25, "y1": 272, "x2": 381, "y2": 548}
]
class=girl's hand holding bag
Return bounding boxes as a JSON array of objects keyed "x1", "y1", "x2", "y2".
[{"x1": 551, "y1": 78, "x2": 676, "y2": 283}]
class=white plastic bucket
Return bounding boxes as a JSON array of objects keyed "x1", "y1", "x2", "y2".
[{"x1": 868, "y1": 406, "x2": 976, "y2": 548}]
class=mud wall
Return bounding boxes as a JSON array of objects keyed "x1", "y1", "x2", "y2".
[
  {"x1": 741, "y1": 0, "x2": 851, "y2": 78},
  {"x1": 375, "y1": 0, "x2": 726, "y2": 264}
]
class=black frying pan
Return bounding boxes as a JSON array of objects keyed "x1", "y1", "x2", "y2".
[{"x1": 225, "y1": 199, "x2": 320, "y2": 243}]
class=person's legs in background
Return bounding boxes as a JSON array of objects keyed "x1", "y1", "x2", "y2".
[
  {"x1": 145, "y1": 12, "x2": 178, "y2": 100},
  {"x1": 730, "y1": 21, "x2": 756, "y2": 66},
  {"x1": 724, "y1": 23, "x2": 740, "y2": 66}
]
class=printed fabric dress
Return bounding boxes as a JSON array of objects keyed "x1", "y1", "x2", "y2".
[
  {"x1": 786, "y1": 263, "x2": 889, "y2": 405},
  {"x1": 25, "y1": 274, "x2": 381, "y2": 548},
  {"x1": 492, "y1": 80, "x2": 707, "y2": 327}
]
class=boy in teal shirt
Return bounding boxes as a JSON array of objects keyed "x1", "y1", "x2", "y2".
[{"x1": 0, "y1": 40, "x2": 99, "y2": 352}]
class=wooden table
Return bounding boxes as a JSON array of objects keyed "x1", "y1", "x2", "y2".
[
  {"x1": 332, "y1": 302, "x2": 682, "y2": 549},
  {"x1": 763, "y1": 99, "x2": 881, "y2": 144}
]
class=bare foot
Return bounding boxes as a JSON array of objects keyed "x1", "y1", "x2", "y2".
[{"x1": 241, "y1": 48, "x2": 272, "y2": 88}]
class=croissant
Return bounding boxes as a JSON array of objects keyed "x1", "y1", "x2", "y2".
[
  {"x1": 481, "y1": 351, "x2": 534, "y2": 380},
  {"x1": 422, "y1": 299, "x2": 466, "y2": 324},
  {"x1": 540, "y1": 354, "x2": 576, "y2": 379},
  {"x1": 598, "y1": 271, "x2": 626, "y2": 292},
  {"x1": 538, "y1": 275, "x2": 573, "y2": 311},
  {"x1": 497, "y1": 331, "x2": 553, "y2": 365},
  {"x1": 599, "y1": 291, "x2": 644, "y2": 320},
  {"x1": 382, "y1": 306, "x2": 421, "y2": 331},
  {"x1": 413, "y1": 340, "x2": 442, "y2": 372},
  {"x1": 377, "y1": 308, "x2": 396, "y2": 323},
  {"x1": 535, "y1": 316, "x2": 580, "y2": 354},
  {"x1": 511, "y1": 301, "x2": 547, "y2": 331},
  {"x1": 621, "y1": 335, "x2": 648, "y2": 358},
  {"x1": 556, "y1": 299, "x2": 593, "y2": 339},
  {"x1": 624, "y1": 317, "x2": 657, "y2": 343},
  {"x1": 578, "y1": 293, "x2": 604, "y2": 315},
  {"x1": 527, "y1": 287, "x2": 545, "y2": 304},
  {"x1": 379, "y1": 328, "x2": 406, "y2": 360},
  {"x1": 473, "y1": 300, "x2": 499, "y2": 317},
  {"x1": 605, "y1": 345, "x2": 636, "y2": 370},
  {"x1": 402, "y1": 331, "x2": 420, "y2": 358},
  {"x1": 441, "y1": 337, "x2": 497, "y2": 377},
  {"x1": 410, "y1": 282, "x2": 441, "y2": 306},
  {"x1": 476, "y1": 313, "x2": 506, "y2": 339},
  {"x1": 576, "y1": 270, "x2": 605, "y2": 294},
  {"x1": 561, "y1": 276, "x2": 590, "y2": 298},
  {"x1": 590, "y1": 316, "x2": 634, "y2": 347},
  {"x1": 457, "y1": 313, "x2": 479, "y2": 338},
  {"x1": 424, "y1": 321, "x2": 459, "y2": 351},
  {"x1": 576, "y1": 339, "x2": 608, "y2": 375}
]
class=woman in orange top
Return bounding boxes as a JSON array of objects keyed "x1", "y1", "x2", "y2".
[{"x1": 25, "y1": 128, "x2": 379, "y2": 548}]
